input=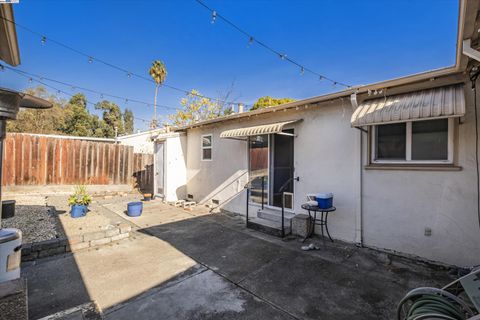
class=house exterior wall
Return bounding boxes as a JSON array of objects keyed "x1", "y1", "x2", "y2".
[
  {"x1": 182, "y1": 80, "x2": 480, "y2": 266},
  {"x1": 118, "y1": 130, "x2": 164, "y2": 154},
  {"x1": 362, "y1": 84, "x2": 480, "y2": 267},
  {"x1": 185, "y1": 103, "x2": 360, "y2": 243}
]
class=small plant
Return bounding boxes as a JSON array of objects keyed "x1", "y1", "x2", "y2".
[{"x1": 68, "y1": 185, "x2": 92, "y2": 207}]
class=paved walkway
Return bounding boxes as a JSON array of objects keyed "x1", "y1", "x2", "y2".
[{"x1": 22, "y1": 199, "x2": 452, "y2": 319}]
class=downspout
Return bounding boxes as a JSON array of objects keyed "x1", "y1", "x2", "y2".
[{"x1": 351, "y1": 92, "x2": 364, "y2": 246}]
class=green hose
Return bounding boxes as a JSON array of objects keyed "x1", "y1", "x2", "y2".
[{"x1": 405, "y1": 294, "x2": 465, "y2": 320}]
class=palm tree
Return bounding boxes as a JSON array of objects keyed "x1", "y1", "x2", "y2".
[{"x1": 149, "y1": 60, "x2": 167, "y2": 128}]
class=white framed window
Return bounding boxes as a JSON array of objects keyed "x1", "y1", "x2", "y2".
[
  {"x1": 201, "y1": 134, "x2": 212, "y2": 161},
  {"x1": 371, "y1": 118, "x2": 454, "y2": 164}
]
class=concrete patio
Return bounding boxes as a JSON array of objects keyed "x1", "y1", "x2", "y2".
[{"x1": 22, "y1": 198, "x2": 453, "y2": 319}]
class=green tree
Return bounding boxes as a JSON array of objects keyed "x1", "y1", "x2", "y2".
[
  {"x1": 149, "y1": 60, "x2": 167, "y2": 129},
  {"x1": 123, "y1": 108, "x2": 134, "y2": 134},
  {"x1": 251, "y1": 96, "x2": 296, "y2": 111},
  {"x1": 169, "y1": 89, "x2": 230, "y2": 127},
  {"x1": 62, "y1": 93, "x2": 96, "y2": 136},
  {"x1": 95, "y1": 100, "x2": 125, "y2": 138}
]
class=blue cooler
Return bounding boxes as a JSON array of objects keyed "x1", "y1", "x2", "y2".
[{"x1": 315, "y1": 193, "x2": 333, "y2": 209}]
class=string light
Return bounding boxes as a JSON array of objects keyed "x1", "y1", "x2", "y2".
[
  {"x1": 319, "y1": 76, "x2": 324, "y2": 81},
  {"x1": 28, "y1": 78, "x2": 33, "y2": 83},
  {"x1": 300, "y1": 67, "x2": 305, "y2": 76},
  {"x1": 248, "y1": 36, "x2": 254, "y2": 47},
  {"x1": 41, "y1": 36, "x2": 46, "y2": 45},
  {"x1": 127, "y1": 72, "x2": 132, "y2": 78},
  {"x1": 88, "y1": 57, "x2": 93, "y2": 64},
  {"x1": 1, "y1": 64, "x2": 181, "y2": 111},
  {"x1": 194, "y1": 0, "x2": 351, "y2": 88},
  {"x1": 0, "y1": 15, "x2": 249, "y2": 108},
  {"x1": 211, "y1": 10, "x2": 217, "y2": 24}
]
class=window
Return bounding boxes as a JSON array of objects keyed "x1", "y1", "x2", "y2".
[
  {"x1": 201, "y1": 134, "x2": 212, "y2": 160},
  {"x1": 372, "y1": 118, "x2": 453, "y2": 163}
]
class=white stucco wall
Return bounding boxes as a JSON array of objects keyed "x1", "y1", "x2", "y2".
[
  {"x1": 180, "y1": 79, "x2": 480, "y2": 266},
  {"x1": 185, "y1": 103, "x2": 360, "y2": 243},
  {"x1": 118, "y1": 129, "x2": 164, "y2": 154},
  {"x1": 362, "y1": 83, "x2": 480, "y2": 267}
]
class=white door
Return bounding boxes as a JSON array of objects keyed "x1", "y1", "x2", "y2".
[{"x1": 155, "y1": 142, "x2": 165, "y2": 197}]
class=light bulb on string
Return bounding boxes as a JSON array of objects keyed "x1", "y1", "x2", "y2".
[
  {"x1": 100, "y1": 94, "x2": 104, "y2": 99},
  {"x1": 247, "y1": 36, "x2": 254, "y2": 47},
  {"x1": 127, "y1": 72, "x2": 132, "y2": 78},
  {"x1": 279, "y1": 53, "x2": 286, "y2": 60},
  {"x1": 333, "y1": 81, "x2": 337, "y2": 87},
  {"x1": 88, "y1": 57, "x2": 93, "y2": 64},
  {"x1": 211, "y1": 11, "x2": 217, "y2": 24},
  {"x1": 41, "y1": 36, "x2": 46, "y2": 45},
  {"x1": 300, "y1": 67, "x2": 305, "y2": 76},
  {"x1": 28, "y1": 78, "x2": 33, "y2": 83},
  {"x1": 319, "y1": 76, "x2": 324, "y2": 81}
]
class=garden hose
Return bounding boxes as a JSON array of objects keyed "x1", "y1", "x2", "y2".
[{"x1": 397, "y1": 287, "x2": 476, "y2": 320}]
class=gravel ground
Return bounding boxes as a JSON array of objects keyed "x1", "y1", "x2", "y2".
[{"x1": 1, "y1": 205, "x2": 66, "y2": 243}]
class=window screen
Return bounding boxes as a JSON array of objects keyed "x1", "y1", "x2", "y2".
[
  {"x1": 411, "y1": 119, "x2": 448, "y2": 160},
  {"x1": 375, "y1": 123, "x2": 406, "y2": 160}
]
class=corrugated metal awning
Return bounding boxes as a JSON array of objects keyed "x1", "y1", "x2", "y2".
[
  {"x1": 351, "y1": 84, "x2": 465, "y2": 127},
  {"x1": 220, "y1": 119, "x2": 301, "y2": 139}
]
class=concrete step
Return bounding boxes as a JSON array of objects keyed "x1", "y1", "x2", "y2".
[
  {"x1": 258, "y1": 208, "x2": 295, "y2": 224},
  {"x1": 247, "y1": 217, "x2": 291, "y2": 237}
]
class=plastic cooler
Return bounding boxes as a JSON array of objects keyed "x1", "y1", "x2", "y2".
[{"x1": 315, "y1": 193, "x2": 333, "y2": 209}]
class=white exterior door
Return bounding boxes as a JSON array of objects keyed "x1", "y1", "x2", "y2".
[{"x1": 155, "y1": 142, "x2": 165, "y2": 197}]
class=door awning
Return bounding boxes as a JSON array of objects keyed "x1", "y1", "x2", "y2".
[
  {"x1": 351, "y1": 84, "x2": 465, "y2": 127},
  {"x1": 220, "y1": 119, "x2": 301, "y2": 139}
]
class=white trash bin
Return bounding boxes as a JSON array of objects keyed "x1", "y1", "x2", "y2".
[{"x1": 0, "y1": 228, "x2": 22, "y2": 283}]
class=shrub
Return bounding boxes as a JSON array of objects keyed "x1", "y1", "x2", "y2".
[{"x1": 68, "y1": 185, "x2": 92, "y2": 206}]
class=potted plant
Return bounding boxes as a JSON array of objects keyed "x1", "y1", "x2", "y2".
[{"x1": 68, "y1": 185, "x2": 92, "y2": 218}]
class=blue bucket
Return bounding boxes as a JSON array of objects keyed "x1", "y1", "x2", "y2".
[
  {"x1": 127, "y1": 202, "x2": 143, "y2": 217},
  {"x1": 315, "y1": 193, "x2": 333, "y2": 209},
  {"x1": 71, "y1": 205, "x2": 87, "y2": 218}
]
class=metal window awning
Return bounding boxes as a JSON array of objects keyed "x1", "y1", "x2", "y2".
[
  {"x1": 351, "y1": 84, "x2": 465, "y2": 127},
  {"x1": 220, "y1": 119, "x2": 302, "y2": 139}
]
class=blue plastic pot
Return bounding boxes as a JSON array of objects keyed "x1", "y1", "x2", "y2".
[
  {"x1": 127, "y1": 202, "x2": 143, "y2": 217},
  {"x1": 71, "y1": 204, "x2": 87, "y2": 218}
]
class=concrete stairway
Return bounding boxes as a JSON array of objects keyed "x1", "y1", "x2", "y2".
[{"x1": 247, "y1": 208, "x2": 293, "y2": 237}]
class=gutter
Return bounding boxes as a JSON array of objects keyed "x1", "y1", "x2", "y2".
[{"x1": 0, "y1": 4, "x2": 20, "y2": 66}]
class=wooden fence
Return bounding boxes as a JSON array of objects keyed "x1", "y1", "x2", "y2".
[{"x1": 2, "y1": 133, "x2": 153, "y2": 191}]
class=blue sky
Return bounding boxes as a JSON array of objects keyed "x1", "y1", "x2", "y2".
[{"x1": 2, "y1": 0, "x2": 459, "y2": 131}]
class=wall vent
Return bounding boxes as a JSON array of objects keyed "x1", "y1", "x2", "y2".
[
  {"x1": 187, "y1": 194, "x2": 193, "y2": 199},
  {"x1": 212, "y1": 199, "x2": 220, "y2": 205}
]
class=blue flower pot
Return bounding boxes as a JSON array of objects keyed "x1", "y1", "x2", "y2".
[
  {"x1": 127, "y1": 202, "x2": 143, "y2": 217},
  {"x1": 71, "y1": 204, "x2": 87, "y2": 218}
]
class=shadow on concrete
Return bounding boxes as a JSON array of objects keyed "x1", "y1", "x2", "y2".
[
  {"x1": 20, "y1": 206, "x2": 454, "y2": 320},
  {"x1": 19, "y1": 204, "x2": 95, "y2": 319},
  {"x1": 132, "y1": 213, "x2": 453, "y2": 320}
]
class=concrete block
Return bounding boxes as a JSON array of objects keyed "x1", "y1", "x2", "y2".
[
  {"x1": 70, "y1": 242, "x2": 90, "y2": 252},
  {"x1": 292, "y1": 214, "x2": 310, "y2": 238},
  {"x1": 38, "y1": 246, "x2": 65, "y2": 258},
  {"x1": 119, "y1": 223, "x2": 132, "y2": 234},
  {"x1": 105, "y1": 228, "x2": 120, "y2": 237},
  {"x1": 111, "y1": 233, "x2": 129, "y2": 241},
  {"x1": 32, "y1": 238, "x2": 59, "y2": 251},
  {"x1": 90, "y1": 238, "x2": 111, "y2": 247},
  {"x1": 21, "y1": 252, "x2": 38, "y2": 262},
  {"x1": 67, "y1": 235, "x2": 84, "y2": 245},
  {"x1": 83, "y1": 231, "x2": 106, "y2": 242},
  {"x1": 21, "y1": 243, "x2": 31, "y2": 256},
  {"x1": 0, "y1": 278, "x2": 28, "y2": 320}
]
